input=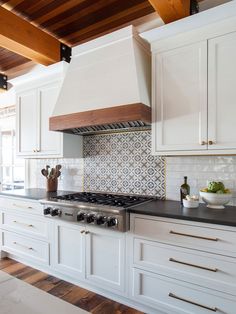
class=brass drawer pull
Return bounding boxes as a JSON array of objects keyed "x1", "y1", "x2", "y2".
[
  {"x1": 13, "y1": 204, "x2": 34, "y2": 210},
  {"x1": 169, "y1": 293, "x2": 217, "y2": 312},
  {"x1": 13, "y1": 221, "x2": 34, "y2": 228},
  {"x1": 169, "y1": 258, "x2": 218, "y2": 272},
  {"x1": 169, "y1": 230, "x2": 218, "y2": 242},
  {"x1": 13, "y1": 241, "x2": 33, "y2": 250}
]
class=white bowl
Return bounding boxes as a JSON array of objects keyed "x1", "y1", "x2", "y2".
[
  {"x1": 183, "y1": 199, "x2": 199, "y2": 208},
  {"x1": 199, "y1": 191, "x2": 232, "y2": 209}
]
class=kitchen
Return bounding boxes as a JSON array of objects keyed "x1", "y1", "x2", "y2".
[{"x1": 0, "y1": 0, "x2": 236, "y2": 313}]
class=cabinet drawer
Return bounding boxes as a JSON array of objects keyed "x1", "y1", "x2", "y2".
[
  {"x1": 2, "y1": 231, "x2": 49, "y2": 265},
  {"x1": 2, "y1": 212, "x2": 48, "y2": 239},
  {"x1": 133, "y1": 216, "x2": 236, "y2": 257},
  {"x1": 132, "y1": 268, "x2": 236, "y2": 314},
  {"x1": 134, "y1": 238, "x2": 236, "y2": 296},
  {"x1": 0, "y1": 197, "x2": 43, "y2": 215}
]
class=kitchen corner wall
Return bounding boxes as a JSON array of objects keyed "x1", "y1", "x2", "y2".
[{"x1": 30, "y1": 131, "x2": 166, "y2": 198}]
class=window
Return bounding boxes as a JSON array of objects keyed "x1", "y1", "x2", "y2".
[{"x1": 0, "y1": 106, "x2": 25, "y2": 191}]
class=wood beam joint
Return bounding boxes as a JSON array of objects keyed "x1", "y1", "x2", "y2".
[
  {"x1": 148, "y1": 0, "x2": 191, "y2": 24},
  {"x1": 0, "y1": 6, "x2": 65, "y2": 66}
]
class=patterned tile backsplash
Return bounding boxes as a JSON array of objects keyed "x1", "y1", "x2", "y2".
[
  {"x1": 83, "y1": 131, "x2": 165, "y2": 197},
  {"x1": 30, "y1": 132, "x2": 236, "y2": 205},
  {"x1": 31, "y1": 131, "x2": 165, "y2": 198},
  {"x1": 166, "y1": 156, "x2": 236, "y2": 205}
]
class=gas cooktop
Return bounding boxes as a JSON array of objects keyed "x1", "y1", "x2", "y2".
[
  {"x1": 41, "y1": 192, "x2": 154, "y2": 232},
  {"x1": 49, "y1": 192, "x2": 151, "y2": 208}
]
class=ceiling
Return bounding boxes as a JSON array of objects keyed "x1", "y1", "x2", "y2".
[{"x1": 0, "y1": 0, "x2": 227, "y2": 76}]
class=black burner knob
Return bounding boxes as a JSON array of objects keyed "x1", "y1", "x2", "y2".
[
  {"x1": 86, "y1": 213, "x2": 95, "y2": 223},
  {"x1": 44, "y1": 207, "x2": 51, "y2": 215},
  {"x1": 95, "y1": 215, "x2": 106, "y2": 225},
  {"x1": 77, "y1": 212, "x2": 85, "y2": 222},
  {"x1": 51, "y1": 209, "x2": 61, "y2": 216},
  {"x1": 107, "y1": 217, "x2": 118, "y2": 227}
]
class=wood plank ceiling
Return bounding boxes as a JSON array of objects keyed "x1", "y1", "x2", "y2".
[{"x1": 0, "y1": 0, "x2": 203, "y2": 76}]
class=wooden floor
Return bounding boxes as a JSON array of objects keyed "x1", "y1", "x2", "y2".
[{"x1": 0, "y1": 258, "x2": 143, "y2": 314}]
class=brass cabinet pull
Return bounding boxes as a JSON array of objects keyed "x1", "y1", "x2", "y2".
[
  {"x1": 85, "y1": 231, "x2": 90, "y2": 234},
  {"x1": 208, "y1": 140, "x2": 214, "y2": 145},
  {"x1": 169, "y1": 293, "x2": 217, "y2": 312},
  {"x1": 169, "y1": 258, "x2": 218, "y2": 272},
  {"x1": 13, "y1": 220, "x2": 34, "y2": 228},
  {"x1": 13, "y1": 241, "x2": 33, "y2": 250},
  {"x1": 169, "y1": 230, "x2": 218, "y2": 242},
  {"x1": 80, "y1": 230, "x2": 85, "y2": 234},
  {"x1": 200, "y1": 141, "x2": 207, "y2": 145},
  {"x1": 13, "y1": 204, "x2": 34, "y2": 210}
]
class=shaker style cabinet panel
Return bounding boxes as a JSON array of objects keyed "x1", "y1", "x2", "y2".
[
  {"x1": 152, "y1": 41, "x2": 208, "y2": 154},
  {"x1": 38, "y1": 84, "x2": 62, "y2": 156},
  {"x1": 208, "y1": 31, "x2": 236, "y2": 150},
  {"x1": 85, "y1": 227, "x2": 125, "y2": 293},
  {"x1": 17, "y1": 90, "x2": 39, "y2": 156},
  {"x1": 16, "y1": 81, "x2": 83, "y2": 158},
  {"x1": 53, "y1": 221, "x2": 85, "y2": 279}
]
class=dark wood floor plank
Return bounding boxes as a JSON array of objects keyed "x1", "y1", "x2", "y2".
[
  {"x1": 0, "y1": 257, "x2": 17, "y2": 270},
  {"x1": 0, "y1": 258, "x2": 144, "y2": 314},
  {"x1": 23, "y1": 271, "x2": 49, "y2": 285},
  {"x1": 33, "y1": 275, "x2": 62, "y2": 292},
  {"x1": 48, "y1": 280, "x2": 75, "y2": 298}
]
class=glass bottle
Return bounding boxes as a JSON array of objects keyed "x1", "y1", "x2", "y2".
[{"x1": 180, "y1": 176, "x2": 190, "y2": 204}]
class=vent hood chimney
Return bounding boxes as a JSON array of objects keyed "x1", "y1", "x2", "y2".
[{"x1": 50, "y1": 26, "x2": 151, "y2": 135}]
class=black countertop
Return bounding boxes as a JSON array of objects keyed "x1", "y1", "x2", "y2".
[
  {"x1": 1, "y1": 189, "x2": 236, "y2": 227},
  {"x1": 0, "y1": 189, "x2": 75, "y2": 201},
  {"x1": 129, "y1": 199, "x2": 236, "y2": 227}
]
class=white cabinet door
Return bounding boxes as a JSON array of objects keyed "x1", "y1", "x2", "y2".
[
  {"x1": 153, "y1": 41, "x2": 208, "y2": 154},
  {"x1": 17, "y1": 90, "x2": 38, "y2": 156},
  {"x1": 38, "y1": 83, "x2": 62, "y2": 156},
  {"x1": 208, "y1": 31, "x2": 236, "y2": 150},
  {"x1": 85, "y1": 227, "x2": 125, "y2": 293},
  {"x1": 53, "y1": 221, "x2": 85, "y2": 279}
]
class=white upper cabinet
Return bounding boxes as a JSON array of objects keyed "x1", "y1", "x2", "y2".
[
  {"x1": 142, "y1": 4, "x2": 236, "y2": 156},
  {"x1": 17, "y1": 89, "x2": 38, "y2": 156},
  {"x1": 153, "y1": 41, "x2": 207, "y2": 153},
  {"x1": 16, "y1": 67, "x2": 83, "y2": 158},
  {"x1": 38, "y1": 83, "x2": 62, "y2": 156},
  {"x1": 208, "y1": 31, "x2": 236, "y2": 151}
]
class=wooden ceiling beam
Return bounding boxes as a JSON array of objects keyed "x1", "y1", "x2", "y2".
[
  {"x1": 148, "y1": 0, "x2": 190, "y2": 24},
  {"x1": 0, "y1": 6, "x2": 62, "y2": 66}
]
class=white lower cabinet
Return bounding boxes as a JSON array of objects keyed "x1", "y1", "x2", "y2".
[
  {"x1": 129, "y1": 214, "x2": 236, "y2": 314},
  {"x1": 53, "y1": 221, "x2": 85, "y2": 279},
  {"x1": 85, "y1": 226, "x2": 125, "y2": 292},
  {"x1": 133, "y1": 268, "x2": 236, "y2": 314},
  {"x1": 2, "y1": 230, "x2": 49, "y2": 266},
  {"x1": 52, "y1": 220, "x2": 125, "y2": 294}
]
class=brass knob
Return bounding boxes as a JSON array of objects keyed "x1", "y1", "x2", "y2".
[
  {"x1": 200, "y1": 141, "x2": 206, "y2": 145},
  {"x1": 33, "y1": 149, "x2": 36, "y2": 152},
  {"x1": 208, "y1": 140, "x2": 214, "y2": 145},
  {"x1": 80, "y1": 230, "x2": 85, "y2": 234},
  {"x1": 85, "y1": 231, "x2": 90, "y2": 234}
]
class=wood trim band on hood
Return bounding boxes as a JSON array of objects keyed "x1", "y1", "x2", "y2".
[{"x1": 49, "y1": 103, "x2": 151, "y2": 131}]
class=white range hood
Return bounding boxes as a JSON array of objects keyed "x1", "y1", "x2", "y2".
[{"x1": 50, "y1": 26, "x2": 151, "y2": 135}]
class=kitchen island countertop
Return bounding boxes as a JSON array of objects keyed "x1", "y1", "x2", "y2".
[{"x1": 129, "y1": 199, "x2": 236, "y2": 227}]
